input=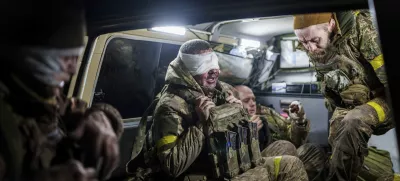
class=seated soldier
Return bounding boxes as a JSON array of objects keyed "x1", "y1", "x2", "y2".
[
  {"x1": 234, "y1": 85, "x2": 326, "y2": 180},
  {"x1": 146, "y1": 39, "x2": 308, "y2": 181},
  {"x1": 234, "y1": 85, "x2": 398, "y2": 181}
]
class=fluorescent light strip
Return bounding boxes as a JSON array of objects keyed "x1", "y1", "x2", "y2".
[{"x1": 151, "y1": 26, "x2": 186, "y2": 35}]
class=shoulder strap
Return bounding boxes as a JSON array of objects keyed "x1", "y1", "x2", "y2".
[
  {"x1": 127, "y1": 83, "x2": 203, "y2": 174},
  {"x1": 129, "y1": 85, "x2": 169, "y2": 161},
  {"x1": 169, "y1": 85, "x2": 202, "y2": 106}
]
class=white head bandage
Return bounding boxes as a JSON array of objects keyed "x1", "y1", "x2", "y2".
[
  {"x1": 179, "y1": 51, "x2": 220, "y2": 76},
  {"x1": 16, "y1": 46, "x2": 84, "y2": 87}
]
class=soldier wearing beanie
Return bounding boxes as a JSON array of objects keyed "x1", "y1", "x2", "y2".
[
  {"x1": 0, "y1": 1, "x2": 123, "y2": 181},
  {"x1": 293, "y1": 11, "x2": 394, "y2": 181}
]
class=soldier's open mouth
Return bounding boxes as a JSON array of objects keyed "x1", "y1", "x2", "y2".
[{"x1": 207, "y1": 77, "x2": 216, "y2": 84}]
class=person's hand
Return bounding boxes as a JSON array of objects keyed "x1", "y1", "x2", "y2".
[
  {"x1": 249, "y1": 115, "x2": 263, "y2": 131},
  {"x1": 283, "y1": 101, "x2": 306, "y2": 124},
  {"x1": 226, "y1": 91, "x2": 242, "y2": 105},
  {"x1": 69, "y1": 111, "x2": 120, "y2": 180},
  {"x1": 34, "y1": 160, "x2": 97, "y2": 181},
  {"x1": 195, "y1": 96, "x2": 216, "y2": 125}
]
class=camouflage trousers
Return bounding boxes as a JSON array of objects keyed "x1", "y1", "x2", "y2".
[
  {"x1": 131, "y1": 140, "x2": 311, "y2": 181},
  {"x1": 231, "y1": 155, "x2": 308, "y2": 181},
  {"x1": 180, "y1": 140, "x2": 309, "y2": 181},
  {"x1": 326, "y1": 97, "x2": 393, "y2": 181},
  {"x1": 177, "y1": 154, "x2": 308, "y2": 181},
  {"x1": 262, "y1": 140, "x2": 326, "y2": 181}
]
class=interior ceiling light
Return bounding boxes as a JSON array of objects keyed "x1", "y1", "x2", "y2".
[
  {"x1": 242, "y1": 18, "x2": 260, "y2": 22},
  {"x1": 240, "y1": 38, "x2": 261, "y2": 48},
  {"x1": 151, "y1": 26, "x2": 186, "y2": 35}
]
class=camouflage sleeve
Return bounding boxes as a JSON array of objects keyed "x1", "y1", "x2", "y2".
[
  {"x1": 356, "y1": 10, "x2": 388, "y2": 88},
  {"x1": 258, "y1": 105, "x2": 309, "y2": 147},
  {"x1": 286, "y1": 119, "x2": 310, "y2": 148},
  {"x1": 153, "y1": 97, "x2": 205, "y2": 177},
  {"x1": 220, "y1": 81, "x2": 239, "y2": 97}
]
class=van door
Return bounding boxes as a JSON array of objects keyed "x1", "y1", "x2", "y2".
[{"x1": 93, "y1": 37, "x2": 162, "y2": 118}]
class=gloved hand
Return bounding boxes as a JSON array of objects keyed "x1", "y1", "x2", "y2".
[
  {"x1": 249, "y1": 115, "x2": 263, "y2": 131},
  {"x1": 226, "y1": 91, "x2": 242, "y2": 105},
  {"x1": 70, "y1": 110, "x2": 120, "y2": 180},
  {"x1": 283, "y1": 101, "x2": 306, "y2": 125},
  {"x1": 63, "y1": 99, "x2": 123, "y2": 181},
  {"x1": 33, "y1": 160, "x2": 97, "y2": 181},
  {"x1": 195, "y1": 96, "x2": 216, "y2": 129}
]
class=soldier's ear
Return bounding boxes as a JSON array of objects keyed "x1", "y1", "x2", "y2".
[{"x1": 328, "y1": 18, "x2": 336, "y2": 33}]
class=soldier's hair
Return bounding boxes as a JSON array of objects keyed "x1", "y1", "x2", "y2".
[{"x1": 179, "y1": 39, "x2": 212, "y2": 54}]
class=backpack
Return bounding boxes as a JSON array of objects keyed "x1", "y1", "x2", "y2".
[{"x1": 357, "y1": 146, "x2": 394, "y2": 181}]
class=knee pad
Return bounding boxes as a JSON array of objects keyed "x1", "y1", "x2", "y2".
[{"x1": 262, "y1": 140, "x2": 297, "y2": 157}]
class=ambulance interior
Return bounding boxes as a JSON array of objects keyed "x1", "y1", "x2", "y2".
[{"x1": 73, "y1": 12, "x2": 399, "y2": 179}]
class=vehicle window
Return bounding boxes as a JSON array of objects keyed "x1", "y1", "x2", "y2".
[
  {"x1": 279, "y1": 39, "x2": 311, "y2": 68},
  {"x1": 154, "y1": 43, "x2": 181, "y2": 95},
  {"x1": 93, "y1": 37, "x2": 162, "y2": 118}
]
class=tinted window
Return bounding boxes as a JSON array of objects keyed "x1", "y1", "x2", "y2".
[
  {"x1": 93, "y1": 38, "x2": 162, "y2": 118},
  {"x1": 154, "y1": 43, "x2": 181, "y2": 95}
]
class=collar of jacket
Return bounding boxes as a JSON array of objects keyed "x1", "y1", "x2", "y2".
[{"x1": 332, "y1": 11, "x2": 357, "y2": 44}]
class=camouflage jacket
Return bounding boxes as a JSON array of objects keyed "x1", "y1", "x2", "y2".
[
  {"x1": 0, "y1": 73, "x2": 122, "y2": 181},
  {"x1": 151, "y1": 58, "x2": 238, "y2": 179},
  {"x1": 304, "y1": 10, "x2": 387, "y2": 111},
  {"x1": 257, "y1": 105, "x2": 310, "y2": 148},
  {"x1": 333, "y1": 10, "x2": 386, "y2": 88},
  {"x1": 0, "y1": 74, "x2": 65, "y2": 181}
]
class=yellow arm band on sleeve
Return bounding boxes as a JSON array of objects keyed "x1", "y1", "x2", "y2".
[
  {"x1": 367, "y1": 101, "x2": 386, "y2": 123},
  {"x1": 394, "y1": 173, "x2": 400, "y2": 181},
  {"x1": 354, "y1": 10, "x2": 360, "y2": 16},
  {"x1": 287, "y1": 124, "x2": 292, "y2": 131},
  {"x1": 274, "y1": 156, "x2": 283, "y2": 179},
  {"x1": 156, "y1": 135, "x2": 178, "y2": 149},
  {"x1": 370, "y1": 54, "x2": 384, "y2": 71}
]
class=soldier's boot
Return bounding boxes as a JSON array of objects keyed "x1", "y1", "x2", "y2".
[
  {"x1": 297, "y1": 143, "x2": 327, "y2": 181},
  {"x1": 231, "y1": 155, "x2": 308, "y2": 181},
  {"x1": 261, "y1": 140, "x2": 297, "y2": 157},
  {"x1": 327, "y1": 98, "x2": 392, "y2": 181}
]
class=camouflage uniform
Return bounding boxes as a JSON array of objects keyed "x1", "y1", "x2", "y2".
[
  {"x1": 300, "y1": 10, "x2": 393, "y2": 181},
  {"x1": 0, "y1": 78, "x2": 123, "y2": 181},
  {"x1": 0, "y1": 1, "x2": 123, "y2": 180},
  {"x1": 150, "y1": 59, "x2": 308, "y2": 181},
  {"x1": 257, "y1": 105, "x2": 326, "y2": 181},
  {"x1": 257, "y1": 105, "x2": 310, "y2": 148}
]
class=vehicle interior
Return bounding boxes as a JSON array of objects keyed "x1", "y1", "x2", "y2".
[{"x1": 66, "y1": 0, "x2": 400, "y2": 180}]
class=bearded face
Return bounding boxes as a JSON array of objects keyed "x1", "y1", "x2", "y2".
[
  {"x1": 194, "y1": 69, "x2": 220, "y2": 97},
  {"x1": 295, "y1": 22, "x2": 336, "y2": 64},
  {"x1": 308, "y1": 43, "x2": 338, "y2": 65}
]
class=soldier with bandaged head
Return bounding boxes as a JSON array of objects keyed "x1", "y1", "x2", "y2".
[{"x1": 140, "y1": 39, "x2": 309, "y2": 181}]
